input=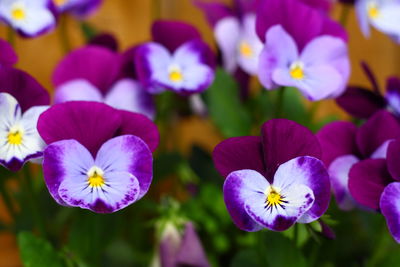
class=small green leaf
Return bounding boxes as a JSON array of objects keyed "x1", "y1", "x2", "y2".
[
  {"x1": 205, "y1": 69, "x2": 252, "y2": 137},
  {"x1": 18, "y1": 231, "x2": 65, "y2": 267}
]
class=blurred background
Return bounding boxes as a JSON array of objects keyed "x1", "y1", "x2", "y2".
[{"x1": 0, "y1": 0, "x2": 399, "y2": 265}]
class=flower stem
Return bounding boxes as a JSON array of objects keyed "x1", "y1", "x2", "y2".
[
  {"x1": 7, "y1": 27, "x2": 16, "y2": 48},
  {"x1": 59, "y1": 15, "x2": 71, "y2": 54},
  {"x1": 0, "y1": 180, "x2": 17, "y2": 224},
  {"x1": 339, "y1": 4, "x2": 351, "y2": 27},
  {"x1": 275, "y1": 87, "x2": 286, "y2": 118}
]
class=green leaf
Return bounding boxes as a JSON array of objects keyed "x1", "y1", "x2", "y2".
[
  {"x1": 231, "y1": 249, "x2": 260, "y2": 267},
  {"x1": 18, "y1": 231, "x2": 65, "y2": 267},
  {"x1": 205, "y1": 68, "x2": 252, "y2": 137}
]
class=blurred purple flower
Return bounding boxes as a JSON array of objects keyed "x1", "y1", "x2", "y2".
[
  {"x1": 38, "y1": 101, "x2": 159, "y2": 213},
  {"x1": 0, "y1": 68, "x2": 50, "y2": 171},
  {"x1": 318, "y1": 110, "x2": 400, "y2": 210},
  {"x1": 53, "y1": 45, "x2": 155, "y2": 119},
  {"x1": 336, "y1": 62, "x2": 400, "y2": 119},
  {"x1": 256, "y1": 0, "x2": 350, "y2": 100},
  {"x1": 213, "y1": 119, "x2": 330, "y2": 231},
  {"x1": 159, "y1": 222, "x2": 210, "y2": 267},
  {"x1": 53, "y1": 0, "x2": 102, "y2": 17},
  {"x1": 0, "y1": 38, "x2": 17, "y2": 67},
  {"x1": 0, "y1": 0, "x2": 57, "y2": 38},
  {"x1": 135, "y1": 20, "x2": 216, "y2": 95},
  {"x1": 356, "y1": 0, "x2": 400, "y2": 42}
]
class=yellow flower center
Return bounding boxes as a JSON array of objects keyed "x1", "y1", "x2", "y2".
[
  {"x1": 289, "y1": 62, "x2": 305, "y2": 80},
  {"x1": 265, "y1": 186, "x2": 285, "y2": 208},
  {"x1": 169, "y1": 69, "x2": 183, "y2": 83},
  {"x1": 11, "y1": 7, "x2": 26, "y2": 20},
  {"x1": 7, "y1": 127, "x2": 23, "y2": 145},
  {"x1": 367, "y1": 3, "x2": 380, "y2": 18},
  {"x1": 53, "y1": 0, "x2": 68, "y2": 6},
  {"x1": 87, "y1": 166, "x2": 105, "y2": 188},
  {"x1": 239, "y1": 41, "x2": 253, "y2": 58}
]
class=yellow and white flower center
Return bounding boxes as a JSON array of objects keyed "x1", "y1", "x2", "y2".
[
  {"x1": 289, "y1": 61, "x2": 305, "y2": 80},
  {"x1": 168, "y1": 65, "x2": 184, "y2": 83},
  {"x1": 367, "y1": 2, "x2": 380, "y2": 19},
  {"x1": 11, "y1": 3, "x2": 26, "y2": 21},
  {"x1": 53, "y1": 0, "x2": 68, "y2": 7},
  {"x1": 239, "y1": 41, "x2": 253, "y2": 58},
  {"x1": 265, "y1": 186, "x2": 284, "y2": 207},
  {"x1": 87, "y1": 166, "x2": 105, "y2": 188},
  {"x1": 7, "y1": 126, "x2": 24, "y2": 145}
]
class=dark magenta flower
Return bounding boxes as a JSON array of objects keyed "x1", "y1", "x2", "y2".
[
  {"x1": 53, "y1": 45, "x2": 155, "y2": 119},
  {"x1": 0, "y1": 0, "x2": 57, "y2": 38},
  {"x1": 0, "y1": 68, "x2": 50, "y2": 171},
  {"x1": 0, "y1": 38, "x2": 17, "y2": 67},
  {"x1": 135, "y1": 20, "x2": 216, "y2": 95},
  {"x1": 336, "y1": 62, "x2": 400, "y2": 119},
  {"x1": 213, "y1": 119, "x2": 330, "y2": 232},
  {"x1": 318, "y1": 110, "x2": 400, "y2": 210},
  {"x1": 37, "y1": 101, "x2": 159, "y2": 213},
  {"x1": 53, "y1": 0, "x2": 102, "y2": 17},
  {"x1": 256, "y1": 0, "x2": 350, "y2": 100}
]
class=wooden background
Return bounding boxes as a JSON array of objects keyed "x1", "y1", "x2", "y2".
[{"x1": 0, "y1": 0, "x2": 399, "y2": 265}]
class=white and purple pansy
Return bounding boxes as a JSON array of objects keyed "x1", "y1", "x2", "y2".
[
  {"x1": 135, "y1": 20, "x2": 216, "y2": 95},
  {"x1": 213, "y1": 119, "x2": 330, "y2": 232},
  {"x1": 0, "y1": 0, "x2": 57, "y2": 38},
  {"x1": 37, "y1": 101, "x2": 159, "y2": 213},
  {"x1": 356, "y1": 0, "x2": 400, "y2": 42},
  {"x1": 318, "y1": 110, "x2": 400, "y2": 210},
  {"x1": 52, "y1": 0, "x2": 102, "y2": 17}
]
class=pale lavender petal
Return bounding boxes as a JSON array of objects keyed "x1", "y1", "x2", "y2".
[
  {"x1": 105, "y1": 79, "x2": 155, "y2": 120},
  {"x1": 54, "y1": 79, "x2": 103, "y2": 104},
  {"x1": 355, "y1": 0, "x2": 371, "y2": 37},
  {"x1": 223, "y1": 169, "x2": 266, "y2": 232},
  {"x1": 258, "y1": 25, "x2": 298, "y2": 89},
  {"x1": 386, "y1": 77, "x2": 400, "y2": 116},
  {"x1": 328, "y1": 154, "x2": 359, "y2": 210},
  {"x1": 371, "y1": 139, "x2": 392, "y2": 159},
  {"x1": 380, "y1": 182, "x2": 400, "y2": 243},
  {"x1": 370, "y1": 3, "x2": 400, "y2": 38}
]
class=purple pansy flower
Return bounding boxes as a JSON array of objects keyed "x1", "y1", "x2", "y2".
[
  {"x1": 318, "y1": 110, "x2": 400, "y2": 210},
  {"x1": 53, "y1": 45, "x2": 155, "y2": 119},
  {"x1": 52, "y1": 0, "x2": 102, "y2": 17},
  {"x1": 135, "y1": 20, "x2": 216, "y2": 95},
  {"x1": 256, "y1": 0, "x2": 350, "y2": 100},
  {"x1": 213, "y1": 119, "x2": 330, "y2": 232},
  {"x1": 337, "y1": 62, "x2": 400, "y2": 119},
  {"x1": 0, "y1": 68, "x2": 50, "y2": 171},
  {"x1": 0, "y1": 0, "x2": 57, "y2": 38},
  {"x1": 38, "y1": 101, "x2": 159, "y2": 213},
  {"x1": 356, "y1": 0, "x2": 400, "y2": 42},
  {"x1": 197, "y1": 0, "x2": 262, "y2": 75},
  {"x1": 0, "y1": 38, "x2": 17, "y2": 67}
]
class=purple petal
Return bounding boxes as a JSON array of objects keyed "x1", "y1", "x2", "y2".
[
  {"x1": 119, "y1": 45, "x2": 141, "y2": 80},
  {"x1": 174, "y1": 39, "x2": 216, "y2": 69},
  {"x1": 95, "y1": 135, "x2": 153, "y2": 200},
  {"x1": 258, "y1": 25, "x2": 298, "y2": 90},
  {"x1": 0, "y1": 39, "x2": 17, "y2": 67},
  {"x1": 38, "y1": 101, "x2": 122, "y2": 156},
  {"x1": 336, "y1": 87, "x2": 386, "y2": 119},
  {"x1": 299, "y1": 0, "x2": 332, "y2": 13},
  {"x1": 261, "y1": 119, "x2": 321, "y2": 181},
  {"x1": 273, "y1": 156, "x2": 330, "y2": 223},
  {"x1": 348, "y1": 159, "x2": 393, "y2": 210},
  {"x1": 361, "y1": 61, "x2": 381, "y2": 94},
  {"x1": 57, "y1": 0, "x2": 102, "y2": 17},
  {"x1": 212, "y1": 136, "x2": 264, "y2": 178},
  {"x1": 0, "y1": 68, "x2": 50, "y2": 112},
  {"x1": 152, "y1": 20, "x2": 201, "y2": 52},
  {"x1": 380, "y1": 182, "x2": 400, "y2": 243},
  {"x1": 159, "y1": 223, "x2": 181, "y2": 267},
  {"x1": 356, "y1": 110, "x2": 400, "y2": 158},
  {"x1": 328, "y1": 155, "x2": 359, "y2": 210},
  {"x1": 175, "y1": 222, "x2": 210, "y2": 267},
  {"x1": 387, "y1": 139, "x2": 400, "y2": 181},
  {"x1": 54, "y1": 79, "x2": 103, "y2": 104},
  {"x1": 317, "y1": 121, "x2": 359, "y2": 167},
  {"x1": 234, "y1": 0, "x2": 258, "y2": 15},
  {"x1": 386, "y1": 77, "x2": 400, "y2": 116},
  {"x1": 223, "y1": 169, "x2": 265, "y2": 232},
  {"x1": 89, "y1": 33, "x2": 119, "y2": 52},
  {"x1": 43, "y1": 139, "x2": 95, "y2": 206},
  {"x1": 116, "y1": 110, "x2": 159, "y2": 152},
  {"x1": 195, "y1": 1, "x2": 234, "y2": 27},
  {"x1": 53, "y1": 46, "x2": 121, "y2": 94}
]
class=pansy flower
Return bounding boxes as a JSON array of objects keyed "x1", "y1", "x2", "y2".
[
  {"x1": 52, "y1": 0, "x2": 102, "y2": 17},
  {"x1": 356, "y1": 0, "x2": 400, "y2": 42},
  {"x1": 213, "y1": 119, "x2": 330, "y2": 232},
  {"x1": 0, "y1": 0, "x2": 57, "y2": 38},
  {"x1": 197, "y1": 0, "x2": 262, "y2": 75},
  {"x1": 38, "y1": 101, "x2": 159, "y2": 213},
  {"x1": 337, "y1": 62, "x2": 400, "y2": 119},
  {"x1": 135, "y1": 20, "x2": 216, "y2": 95},
  {"x1": 53, "y1": 45, "x2": 155, "y2": 119},
  {"x1": 0, "y1": 68, "x2": 50, "y2": 171},
  {"x1": 318, "y1": 110, "x2": 400, "y2": 210},
  {"x1": 256, "y1": 0, "x2": 350, "y2": 101}
]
